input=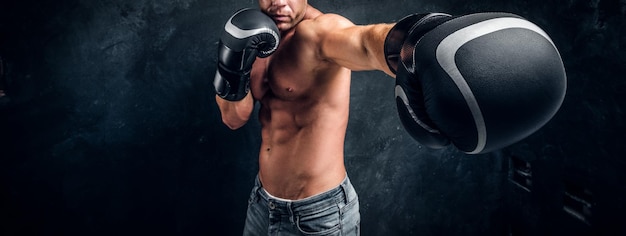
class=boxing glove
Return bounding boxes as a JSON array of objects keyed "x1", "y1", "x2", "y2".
[
  {"x1": 214, "y1": 8, "x2": 280, "y2": 101},
  {"x1": 386, "y1": 12, "x2": 567, "y2": 154}
]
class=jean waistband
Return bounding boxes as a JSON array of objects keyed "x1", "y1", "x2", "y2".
[{"x1": 251, "y1": 174, "x2": 357, "y2": 215}]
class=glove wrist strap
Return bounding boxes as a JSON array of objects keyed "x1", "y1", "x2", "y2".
[{"x1": 214, "y1": 64, "x2": 250, "y2": 101}]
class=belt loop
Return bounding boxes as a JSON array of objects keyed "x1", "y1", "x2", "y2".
[
  {"x1": 340, "y1": 179, "x2": 349, "y2": 205},
  {"x1": 252, "y1": 175, "x2": 262, "y2": 203},
  {"x1": 287, "y1": 202, "x2": 295, "y2": 224}
]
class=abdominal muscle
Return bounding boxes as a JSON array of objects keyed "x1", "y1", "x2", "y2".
[
  {"x1": 256, "y1": 92, "x2": 349, "y2": 200},
  {"x1": 250, "y1": 30, "x2": 353, "y2": 199}
]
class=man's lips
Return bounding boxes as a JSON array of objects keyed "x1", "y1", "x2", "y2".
[{"x1": 271, "y1": 15, "x2": 290, "y2": 22}]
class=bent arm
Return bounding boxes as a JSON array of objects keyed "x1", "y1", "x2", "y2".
[
  {"x1": 315, "y1": 14, "x2": 395, "y2": 77},
  {"x1": 215, "y1": 93, "x2": 254, "y2": 130}
]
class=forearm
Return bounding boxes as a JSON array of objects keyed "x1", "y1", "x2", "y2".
[
  {"x1": 215, "y1": 92, "x2": 254, "y2": 130},
  {"x1": 361, "y1": 23, "x2": 395, "y2": 77}
]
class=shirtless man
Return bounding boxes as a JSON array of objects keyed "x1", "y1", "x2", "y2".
[
  {"x1": 213, "y1": 0, "x2": 566, "y2": 234},
  {"x1": 215, "y1": 0, "x2": 392, "y2": 234}
]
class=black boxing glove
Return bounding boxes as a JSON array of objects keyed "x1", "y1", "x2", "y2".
[
  {"x1": 214, "y1": 8, "x2": 280, "y2": 101},
  {"x1": 388, "y1": 12, "x2": 567, "y2": 154},
  {"x1": 385, "y1": 13, "x2": 453, "y2": 149}
]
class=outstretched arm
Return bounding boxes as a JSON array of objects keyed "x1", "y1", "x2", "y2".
[{"x1": 306, "y1": 14, "x2": 395, "y2": 77}]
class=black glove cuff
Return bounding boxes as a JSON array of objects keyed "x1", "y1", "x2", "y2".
[
  {"x1": 384, "y1": 13, "x2": 452, "y2": 74},
  {"x1": 213, "y1": 64, "x2": 250, "y2": 101}
]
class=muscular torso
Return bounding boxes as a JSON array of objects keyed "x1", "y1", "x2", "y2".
[{"x1": 249, "y1": 19, "x2": 352, "y2": 200}]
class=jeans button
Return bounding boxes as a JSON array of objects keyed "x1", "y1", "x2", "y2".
[{"x1": 268, "y1": 201, "x2": 275, "y2": 209}]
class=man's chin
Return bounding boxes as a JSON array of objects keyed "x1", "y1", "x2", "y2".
[{"x1": 276, "y1": 22, "x2": 293, "y2": 31}]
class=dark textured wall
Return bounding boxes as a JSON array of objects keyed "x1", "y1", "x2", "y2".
[{"x1": 1, "y1": 0, "x2": 624, "y2": 235}]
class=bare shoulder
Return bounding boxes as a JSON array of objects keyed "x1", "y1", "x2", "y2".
[
  {"x1": 293, "y1": 10, "x2": 363, "y2": 66},
  {"x1": 295, "y1": 13, "x2": 355, "y2": 46},
  {"x1": 313, "y1": 13, "x2": 354, "y2": 28},
  {"x1": 299, "y1": 13, "x2": 354, "y2": 33}
]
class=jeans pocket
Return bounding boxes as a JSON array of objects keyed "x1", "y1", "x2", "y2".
[
  {"x1": 296, "y1": 205, "x2": 341, "y2": 235},
  {"x1": 340, "y1": 198, "x2": 360, "y2": 236}
]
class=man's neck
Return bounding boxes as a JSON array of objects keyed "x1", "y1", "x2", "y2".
[{"x1": 304, "y1": 4, "x2": 323, "y2": 20}]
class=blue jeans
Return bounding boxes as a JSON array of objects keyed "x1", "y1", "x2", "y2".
[{"x1": 243, "y1": 175, "x2": 360, "y2": 235}]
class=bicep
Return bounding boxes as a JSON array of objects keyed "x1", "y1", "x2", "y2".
[
  {"x1": 317, "y1": 15, "x2": 393, "y2": 75},
  {"x1": 321, "y1": 26, "x2": 370, "y2": 70}
]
